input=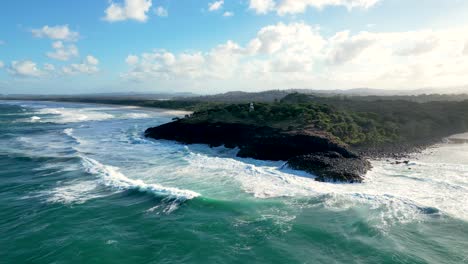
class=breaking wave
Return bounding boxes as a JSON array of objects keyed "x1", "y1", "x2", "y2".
[
  {"x1": 36, "y1": 107, "x2": 114, "y2": 123},
  {"x1": 184, "y1": 146, "x2": 468, "y2": 223},
  {"x1": 80, "y1": 155, "x2": 200, "y2": 201}
]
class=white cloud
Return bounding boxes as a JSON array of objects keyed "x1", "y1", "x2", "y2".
[
  {"x1": 249, "y1": 0, "x2": 380, "y2": 15},
  {"x1": 322, "y1": 28, "x2": 468, "y2": 88},
  {"x1": 249, "y1": 22, "x2": 325, "y2": 55},
  {"x1": 47, "y1": 41, "x2": 79, "y2": 61},
  {"x1": 43, "y1": 63, "x2": 56, "y2": 72},
  {"x1": 125, "y1": 55, "x2": 139, "y2": 65},
  {"x1": 155, "y1": 6, "x2": 168, "y2": 17},
  {"x1": 208, "y1": 0, "x2": 224, "y2": 11},
  {"x1": 123, "y1": 50, "x2": 201, "y2": 80},
  {"x1": 31, "y1": 25, "x2": 79, "y2": 42},
  {"x1": 8, "y1": 60, "x2": 43, "y2": 77},
  {"x1": 121, "y1": 22, "x2": 468, "y2": 90},
  {"x1": 327, "y1": 31, "x2": 375, "y2": 64},
  {"x1": 394, "y1": 36, "x2": 439, "y2": 56},
  {"x1": 104, "y1": 0, "x2": 152, "y2": 22},
  {"x1": 249, "y1": 0, "x2": 276, "y2": 14},
  {"x1": 223, "y1": 11, "x2": 234, "y2": 17},
  {"x1": 86, "y1": 55, "x2": 99, "y2": 65},
  {"x1": 0, "y1": 61, "x2": 4, "y2": 68},
  {"x1": 6, "y1": 56, "x2": 100, "y2": 78},
  {"x1": 123, "y1": 23, "x2": 324, "y2": 81},
  {"x1": 62, "y1": 55, "x2": 100, "y2": 75}
]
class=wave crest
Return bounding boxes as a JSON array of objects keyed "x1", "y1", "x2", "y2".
[{"x1": 80, "y1": 155, "x2": 200, "y2": 200}]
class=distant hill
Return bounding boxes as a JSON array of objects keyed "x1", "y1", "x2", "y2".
[
  {"x1": 174, "y1": 90, "x2": 292, "y2": 103},
  {"x1": 174, "y1": 89, "x2": 468, "y2": 103},
  {"x1": 4, "y1": 87, "x2": 468, "y2": 105},
  {"x1": 294, "y1": 85, "x2": 468, "y2": 96}
]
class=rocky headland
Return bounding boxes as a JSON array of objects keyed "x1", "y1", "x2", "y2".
[
  {"x1": 143, "y1": 93, "x2": 468, "y2": 183},
  {"x1": 145, "y1": 121, "x2": 371, "y2": 183}
]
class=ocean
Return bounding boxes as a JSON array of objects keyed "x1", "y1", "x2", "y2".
[{"x1": 0, "y1": 100, "x2": 467, "y2": 263}]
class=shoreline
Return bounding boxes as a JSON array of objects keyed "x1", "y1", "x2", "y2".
[
  {"x1": 2, "y1": 98, "x2": 460, "y2": 166},
  {"x1": 144, "y1": 120, "x2": 467, "y2": 182},
  {"x1": 2, "y1": 99, "x2": 452, "y2": 159},
  {"x1": 144, "y1": 120, "x2": 372, "y2": 183},
  {"x1": 355, "y1": 137, "x2": 444, "y2": 160},
  {"x1": 0, "y1": 99, "x2": 193, "y2": 117}
]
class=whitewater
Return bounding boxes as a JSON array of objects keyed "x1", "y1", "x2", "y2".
[{"x1": 0, "y1": 100, "x2": 467, "y2": 263}]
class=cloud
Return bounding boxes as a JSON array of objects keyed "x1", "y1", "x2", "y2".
[
  {"x1": 31, "y1": 25, "x2": 79, "y2": 42},
  {"x1": 249, "y1": 22, "x2": 325, "y2": 55},
  {"x1": 155, "y1": 6, "x2": 168, "y2": 17},
  {"x1": 328, "y1": 31, "x2": 375, "y2": 64},
  {"x1": 104, "y1": 0, "x2": 152, "y2": 22},
  {"x1": 125, "y1": 55, "x2": 139, "y2": 65},
  {"x1": 123, "y1": 23, "x2": 324, "y2": 81},
  {"x1": 62, "y1": 55, "x2": 100, "y2": 75},
  {"x1": 0, "y1": 61, "x2": 4, "y2": 68},
  {"x1": 46, "y1": 41, "x2": 79, "y2": 61},
  {"x1": 249, "y1": 0, "x2": 276, "y2": 14},
  {"x1": 0, "y1": 40, "x2": 5, "y2": 45},
  {"x1": 121, "y1": 22, "x2": 468, "y2": 90},
  {"x1": 394, "y1": 36, "x2": 439, "y2": 56},
  {"x1": 122, "y1": 41, "x2": 246, "y2": 81},
  {"x1": 123, "y1": 50, "x2": 200, "y2": 80},
  {"x1": 43, "y1": 63, "x2": 56, "y2": 72},
  {"x1": 223, "y1": 11, "x2": 234, "y2": 17},
  {"x1": 208, "y1": 0, "x2": 224, "y2": 11},
  {"x1": 5, "y1": 56, "x2": 100, "y2": 78},
  {"x1": 8, "y1": 60, "x2": 44, "y2": 77},
  {"x1": 249, "y1": 0, "x2": 380, "y2": 15}
]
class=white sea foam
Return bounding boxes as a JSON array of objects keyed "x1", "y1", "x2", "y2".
[
  {"x1": 63, "y1": 128, "x2": 86, "y2": 145},
  {"x1": 30, "y1": 106, "x2": 161, "y2": 123},
  {"x1": 160, "y1": 110, "x2": 192, "y2": 116},
  {"x1": 63, "y1": 128, "x2": 74, "y2": 137},
  {"x1": 184, "y1": 143, "x2": 468, "y2": 222},
  {"x1": 16, "y1": 136, "x2": 32, "y2": 143},
  {"x1": 15, "y1": 101, "x2": 468, "y2": 224},
  {"x1": 45, "y1": 180, "x2": 104, "y2": 204},
  {"x1": 80, "y1": 155, "x2": 200, "y2": 200},
  {"x1": 43, "y1": 154, "x2": 200, "y2": 206},
  {"x1": 106, "y1": 240, "x2": 118, "y2": 245},
  {"x1": 120, "y1": 106, "x2": 140, "y2": 109},
  {"x1": 36, "y1": 107, "x2": 114, "y2": 123},
  {"x1": 30, "y1": 116, "x2": 41, "y2": 121},
  {"x1": 124, "y1": 113, "x2": 150, "y2": 119}
]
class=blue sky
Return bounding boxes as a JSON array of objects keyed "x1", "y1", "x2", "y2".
[{"x1": 1, "y1": 0, "x2": 468, "y2": 94}]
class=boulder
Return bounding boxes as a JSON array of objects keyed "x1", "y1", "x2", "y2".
[{"x1": 287, "y1": 152, "x2": 371, "y2": 183}]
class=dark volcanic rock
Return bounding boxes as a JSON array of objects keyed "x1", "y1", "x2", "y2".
[
  {"x1": 145, "y1": 120, "x2": 371, "y2": 182},
  {"x1": 287, "y1": 152, "x2": 371, "y2": 183}
]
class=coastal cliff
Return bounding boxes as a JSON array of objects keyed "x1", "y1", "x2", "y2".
[
  {"x1": 143, "y1": 93, "x2": 468, "y2": 182},
  {"x1": 145, "y1": 121, "x2": 371, "y2": 182}
]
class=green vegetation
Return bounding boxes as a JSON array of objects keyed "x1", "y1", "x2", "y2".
[
  {"x1": 181, "y1": 93, "x2": 468, "y2": 147},
  {"x1": 281, "y1": 93, "x2": 468, "y2": 145},
  {"x1": 183, "y1": 100, "x2": 399, "y2": 146},
  {"x1": 5, "y1": 91, "x2": 468, "y2": 148}
]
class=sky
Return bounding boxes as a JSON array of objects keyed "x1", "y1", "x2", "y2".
[{"x1": 1, "y1": 0, "x2": 468, "y2": 94}]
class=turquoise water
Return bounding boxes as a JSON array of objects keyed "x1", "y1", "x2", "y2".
[{"x1": 0, "y1": 101, "x2": 467, "y2": 264}]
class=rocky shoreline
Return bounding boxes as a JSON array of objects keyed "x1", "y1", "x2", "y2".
[{"x1": 145, "y1": 121, "x2": 372, "y2": 183}]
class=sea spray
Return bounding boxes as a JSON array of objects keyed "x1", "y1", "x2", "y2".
[{"x1": 80, "y1": 155, "x2": 201, "y2": 200}]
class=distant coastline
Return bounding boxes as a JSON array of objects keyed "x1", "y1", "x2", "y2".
[{"x1": 5, "y1": 90, "x2": 468, "y2": 183}]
